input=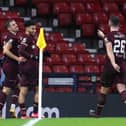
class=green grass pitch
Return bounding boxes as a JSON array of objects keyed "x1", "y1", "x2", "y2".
[{"x1": 0, "y1": 118, "x2": 126, "y2": 126}]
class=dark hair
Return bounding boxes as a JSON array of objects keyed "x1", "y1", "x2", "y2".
[
  {"x1": 109, "y1": 15, "x2": 119, "y2": 27},
  {"x1": 24, "y1": 20, "x2": 36, "y2": 27},
  {"x1": 4, "y1": 19, "x2": 15, "y2": 29}
]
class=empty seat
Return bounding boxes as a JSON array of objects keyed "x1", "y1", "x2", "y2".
[
  {"x1": 53, "y1": 2, "x2": 70, "y2": 15},
  {"x1": 84, "y1": 65, "x2": 100, "y2": 73},
  {"x1": 103, "y1": 3, "x2": 119, "y2": 13},
  {"x1": 82, "y1": 24, "x2": 95, "y2": 37},
  {"x1": 76, "y1": 13, "x2": 93, "y2": 26},
  {"x1": 58, "y1": 13, "x2": 72, "y2": 27},
  {"x1": 45, "y1": 54, "x2": 63, "y2": 65},
  {"x1": 15, "y1": 0, "x2": 27, "y2": 5},
  {"x1": 43, "y1": 65, "x2": 52, "y2": 73},
  {"x1": 69, "y1": 65, "x2": 84, "y2": 73},
  {"x1": 78, "y1": 54, "x2": 95, "y2": 64},
  {"x1": 44, "y1": 42, "x2": 55, "y2": 53},
  {"x1": 86, "y1": 2, "x2": 102, "y2": 13},
  {"x1": 72, "y1": 43, "x2": 86, "y2": 53},
  {"x1": 5, "y1": 11, "x2": 20, "y2": 18},
  {"x1": 56, "y1": 42, "x2": 73, "y2": 53},
  {"x1": 98, "y1": 24, "x2": 110, "y2": 34},
  {"x1": 62, "y1": 54, "x2": 77, "y2": 65},
  {"x1": 95, "y1": 54, "x2": 106, "y2": 65},
  {"x1": 70, "y1": 2, "x2": 85, "y2": 14},
  {"x1": 93, "y1": 12, "x2": 108, "y2": 24},
  {"x1": 122, "y1": 3, "x2": 126, "y2": 17},
  {"x1": 55, "y1": 87, "x2": 73, "y2": 92},
  {"x1": 46, "y1": 32, "x2": 63, "y2": 42},
  {"x1": 36, "y1": 2, "x2": 50, "y2": 16},
  {"x1": 53, "y1": 65, "x2": 69, "y2": 73}
]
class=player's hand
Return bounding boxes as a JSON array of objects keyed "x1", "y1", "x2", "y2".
[
  {"x1": 97, "y1": 29, "x2": 105, "y2": 39},
  {"x1": 18, "y1": 56, "x2": 27, "y2": 62},
  {"x1": 112, "y1": 63, "x2": 120, "y2": 72}
]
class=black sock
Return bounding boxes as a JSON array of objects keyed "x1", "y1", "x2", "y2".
[
  {"x1": 19, "y1": 103, "x2": 26, "y2": 116},
  {"x1": 33, "y1": 102, "x2": 38, "y2": 113}
]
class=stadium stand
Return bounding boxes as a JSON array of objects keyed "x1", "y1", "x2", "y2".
[{"x1": 1, "y1": 0, "x2": 125, "y2": 93}]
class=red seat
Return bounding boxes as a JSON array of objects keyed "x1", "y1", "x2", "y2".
[
  {"x1": 93, "y1": 12, "x2": 108, "y2": 24},
  {"x1": 45, "y1": 54, "x2": 63, "y2": 65},
  {"x1": 44, "y1": 87, "x2": 56, "y2": 92},
  {"x1": 53, "y1": 65, "x2": 69, "y2": 73},
  {"x1": 103, "y1": 3, "x2": 119, "y2": 13},
  {"x1": 119, "y1": 23, "x2": 126, "y2": 34},
  {"x1": 72, "y1": 43, "x2": 86, "y2": 53},
  {"x1": 76, "y1": 13, "x2": 93, "y2": 26},
  {"x1": 62, "y1": 54, "x2": 77, "y2": 65},
  {"x1": 69, "y1": 65, "x2": 84, "y2": 73},
  {"x1": 15, "y1": 0, "x2": 27, "y2": 5},
  {"x1": 78, "y1": 54, "x2": 95, "y2": 64},
  {"x1": 86, "y1": 2, "x2": 102, "y2": 13},
  {"x1": 56, "y1": 42, "x2": 73, "y2": 53},
  {"x1": 36, "y1": 2, "x2": 50, "y2": 16},
  {"x1": 58, "y1": 13, "x2": 72, "y2": 27},
  {"x1": 44, "y1": 42, "x2": 55, "y2": 53},
  {"x1": 43, "y1": 65, "x2": 52, "y2": 73},
  {"x1": 55, "y1": 87, "x2": 72, "y2": 92},
  {"x1": 53, "y1": 2, "x2": 70, "y2": 15},
  {"x1": 84, "y1": 65, "x2": 100, "y2": 73},
  {"x1": 70, "y1": 2, "x2": 85, "y2": 14},
  {"x1": 98, "y1": 24, "x2": 110, "y2": 34},
  {"x1": 95, "y1": 54, "x2": 106, "y2": 65},
  {"x1": 46, "y1": 32, "x2": 63, "y2": 42},
  {"x1": 82, "y1": 24, "x2": 95, "y2": 37},
  {"x1": 122, "y1": 3, "x2": 126, "y2": 17},
  {"x1": 6, "y1": 11, "x2": 20, "y2": 18},
  {"x1": 77, "y1": 87, "x2": 87, "y2": 93}
]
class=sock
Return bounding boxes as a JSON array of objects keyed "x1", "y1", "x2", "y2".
[
  {"x1": 96, "y1": 93, "x2": 106, "y2": 115},
  {"x1": 120, "y1": 90, "x2": 126, "y2": 103},
  {"x1": 0, "y1": 91, "x2": 6, "y2": 111},
  {"x1": 19, "y1": 103, "x2": 26, "y2": 116},
  {"x1": 33, "y1": 102, "x2": 38, "y2": 113}
]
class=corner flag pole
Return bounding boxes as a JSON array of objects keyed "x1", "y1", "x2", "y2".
[
  {"x1": 36, "y1": 28, "x2": 47, "y2": 119},
  {"x1": 38, "y1": 48, "x2": 43, "y2": 119}
]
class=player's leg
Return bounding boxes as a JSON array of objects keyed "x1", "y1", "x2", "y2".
[
  {"x1": 0, "y1": 86, "x2": 11, "y2": 117},
  {"x1": 31, "y1": 86, "x2": 38, "y2": 118},
  {"x1": 116, "y1": 83, "x2": 126, "y2": 103},
  {"x1": 18, "y1": 86, "x2": 28, "y2": 118},
  {"x1": 89, "y1": 65, "x2": 113, "y2": 117},
  {"x1": 9, "y1": 86, "x2": 19, "y2": 118},
  {"x1": 89, "y1": 86, "x2": 110, "y2": 117}
]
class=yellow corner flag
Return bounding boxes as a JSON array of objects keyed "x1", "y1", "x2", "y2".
[{"x1": 36, "y1": 28, "x2": 47, "y2": 49}]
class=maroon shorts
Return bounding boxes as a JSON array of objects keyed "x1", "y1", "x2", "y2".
[
  {"x1": 2, "y1": 62, "x2": 18, "y2": 89},
  {"x1": 101, "y1": 59, "x2": 126, "y2": 87},
  {"x1": 19, "y1": 60, "x2": 38, "y2": 87}
]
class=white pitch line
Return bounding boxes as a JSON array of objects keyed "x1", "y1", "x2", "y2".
[{"x1": 22, "y1": 118, "x2": 40, "y2": 126}]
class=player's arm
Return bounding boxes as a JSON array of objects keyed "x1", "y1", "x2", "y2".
[
  {"x1": 3, "y1": 41, "x2": 19, "y2": 61},
  {"x1": 19, "y1": 43, "x2": 37, "y2": 60},
  {"x1": 105, "y1": 41, "x2": 120, "y2": 72},
  {"x1": 97, "y1": 29, "x2": 105, "y2": 39}
]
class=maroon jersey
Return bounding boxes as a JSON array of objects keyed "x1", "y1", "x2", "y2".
[
  {"x1": 1, "y1": 32, "x2": 20, "y2": 88},
  {"x1": 101, "y1": 31, "x2": 126, "y2": 87},
  {"x1": 2, "y1": 32, "x2": 20, "y2": 63},
  {"x1": 18, "y1": 33, "x2": 38, "y2": 87},
  {"x1": 105, "y1": 31, "x2": 126, "y2": 61}
]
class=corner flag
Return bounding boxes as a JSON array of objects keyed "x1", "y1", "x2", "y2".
[
  {"x1": 36, "y1": 28, "x2": 47, "y2": 49},
  {"x1": 36, "y1": 28, "x2": 47, "y2": 119}
]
